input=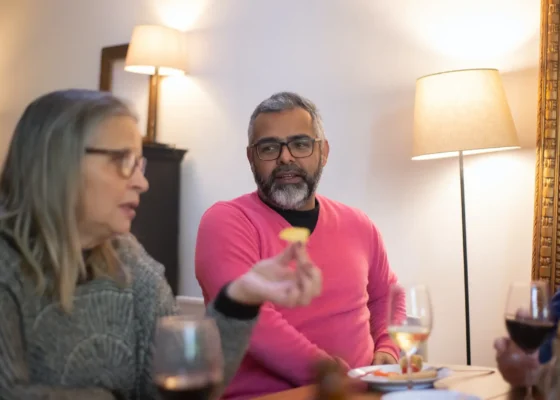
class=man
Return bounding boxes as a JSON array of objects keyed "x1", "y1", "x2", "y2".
[
  {"x1": 494, "y1": 290, "x2": 560, "y2": 391},
  {"x1": 195, "y1": 92, "x2": 403, "y2": 400}
]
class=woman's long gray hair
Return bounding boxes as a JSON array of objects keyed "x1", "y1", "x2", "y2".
[{"x1": 0, "y1": 89, "x2": 137, "y2": 312}]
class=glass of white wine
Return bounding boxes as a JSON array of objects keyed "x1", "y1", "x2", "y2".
[{"x1": 387, "y1": 283, "x2": 433, "y2": 389}]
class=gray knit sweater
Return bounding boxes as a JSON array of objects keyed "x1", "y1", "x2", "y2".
[{"x1": 0, "y1": 234, "x2": 257, "y2": 400}]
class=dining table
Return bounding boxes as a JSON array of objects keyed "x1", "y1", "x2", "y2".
[{"x1": 252, "y1": 365, "x2": 543, "y2": 400}]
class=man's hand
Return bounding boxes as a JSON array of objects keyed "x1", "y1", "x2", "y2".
[
  {"x1": 494, "y1": 337, "x2": 540, "y2": 387},
  {"x1": 227, "y1": 242, "x2": 322, "y2": 308},
  {"x1": 372, "y1": 351, "x2": 398, "y2": 365}
]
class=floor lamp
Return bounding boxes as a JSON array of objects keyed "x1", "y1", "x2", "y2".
[
  {"x1": 124, "y1": 24, "x2": 187, "y2": 144},
  {"x1": 411, "y1": 69, "x2": 520, "y2": 365}
]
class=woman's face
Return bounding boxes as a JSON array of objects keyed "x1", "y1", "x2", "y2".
[{"x1": 78, "y1": 115, "x2": 149, "y2": 247}]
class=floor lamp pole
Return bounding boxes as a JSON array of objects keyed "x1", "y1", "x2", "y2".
[{"x1": 459, "y1": 151, "x2": 472, "y2": 365}]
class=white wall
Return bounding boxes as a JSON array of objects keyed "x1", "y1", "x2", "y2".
[{"x1": 0, "y1": 0, "x2": 540, "y2": 367}]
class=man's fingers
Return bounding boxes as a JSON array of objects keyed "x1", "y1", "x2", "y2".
[
  {"x1": 298, "y1": 262, "x2": 322, "y2": 296},
  {"x1": 282, "y1": 286, "x2": 300, "y2": 308},
  {"x1": 295, "y1": 263, "x2": 322, "y2": 306},
  {"x1": 294, "y1": 242, "x2": 310, "y2": 264},
  {"x1": 275, "y1": 242, "x2": 298, "y2": 265},
  {"x1": 494, "y1": 337, "x2": 509, "y2": 354},
  {"x1": 298, "y1": 274, "x2": 314, "y2": 306}
]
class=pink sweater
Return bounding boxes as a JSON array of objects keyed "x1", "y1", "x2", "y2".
[{"x1": 195, "y1": 192, "x2": 401, "y2": 400}]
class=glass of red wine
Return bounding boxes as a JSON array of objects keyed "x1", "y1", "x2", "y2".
[
  {"x1": 505, "y1": 281, "x2": 555, "y2": 399},
  {"x1": 153, "y1": 316, "x2": 223, "y2": 400}
]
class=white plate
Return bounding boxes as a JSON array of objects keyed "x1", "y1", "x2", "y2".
[
  {"x1": 381, "y1": 389, "x2": 482, "y2": 399},
  {"x1": 347, "y1": 364, "x2": 452, "y2": 392}
]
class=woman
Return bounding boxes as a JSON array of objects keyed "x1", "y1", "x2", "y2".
[{"x1": 0, "y1": 89, "x2": 322, "y2": 400}]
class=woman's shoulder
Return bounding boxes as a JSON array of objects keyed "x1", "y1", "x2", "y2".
[
  {"x1": 112, "y1": 234, "x2": 169, "y2": 291},
  {"x1": 112, "y1": 233, "x2": 177, "y2": 325}
]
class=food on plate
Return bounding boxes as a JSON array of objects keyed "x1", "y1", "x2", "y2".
[
  {"x1": 355, "y1": 355, "x2": 437, "y2": 382},
  {"x1": 360, "y1": 366, "x2": 436, "y2": 381},
  {"x1": 385, "y1": 369, "x2": 437, "y2": 381},
  {"x1": 399, "y1": 354, "x2": 423, "y2": 373},
  {"x1": 278, "y1": 227, "x2": 310, "y2": 243}
]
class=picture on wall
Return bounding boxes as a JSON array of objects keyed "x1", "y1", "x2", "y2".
[{"x1": 98, "y1": 44, "x2": 151, "y2": 140}]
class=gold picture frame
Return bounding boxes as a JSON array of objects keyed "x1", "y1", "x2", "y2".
[
  {"x1": 533, "y1": 0, "x2": 560, "y2": 290},
  {"x1": 98, "y1": 44, "x2": 157, "y2": 143}
]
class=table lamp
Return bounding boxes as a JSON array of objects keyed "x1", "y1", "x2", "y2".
[
  {"x1": 125, "y1": 24, "x2": 187, "y2": 143},
  {"x1": 412, "y1": 68, "x2": 520, "y2": 365}
]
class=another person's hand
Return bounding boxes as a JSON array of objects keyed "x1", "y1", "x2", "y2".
[
  {"x1": 227, "y1": 242, "x2": 322, "y2": 308},
  {"x1": 372, "y1": 351, "x2": 397, "y2": 365},
  {"x1": 494, "y1": 337, "x2": 540, "y2": 387}
]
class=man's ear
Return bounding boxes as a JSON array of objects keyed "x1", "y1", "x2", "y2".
[
  {"x1": 321, "y1": 139, "x2": 330, "y2": 166},
  {"x1": 247, "y1": 146, "x2": 253, "y2": 163}
]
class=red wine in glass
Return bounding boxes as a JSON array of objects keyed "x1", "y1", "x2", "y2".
[
  {"x1": 505, "y1": 318, "x2": 555, "y2": 353},
  {"x1": 156, "y1": 376, "x2": 218, "y2": 400},
  {"x1": 505, "y1": 281, "x2": 554, "y2": 400},
  {"x1": 153, "y1": 316, "x2": 223, "y2": 400}
]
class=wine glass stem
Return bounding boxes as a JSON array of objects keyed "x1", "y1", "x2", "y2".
[{"x1": 406, "y1": 353, "x2": 412, "y2": 390}]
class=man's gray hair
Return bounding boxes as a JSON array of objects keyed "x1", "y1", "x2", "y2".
[{"x1": 248, "y1": 91, "x2": 325, "y2": 143}]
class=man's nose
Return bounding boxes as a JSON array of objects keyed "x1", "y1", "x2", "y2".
[{"x1": 277, "y1": 144, "x2": 295, "y2": 164}]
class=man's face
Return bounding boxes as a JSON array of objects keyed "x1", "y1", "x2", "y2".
[{"x1": 247, "y1": 108, "x2": 329, "y2": 210}]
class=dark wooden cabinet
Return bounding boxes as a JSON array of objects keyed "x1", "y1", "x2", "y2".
[{"x1": 131, "y1": 143, "x2": 187, "y2": 295}]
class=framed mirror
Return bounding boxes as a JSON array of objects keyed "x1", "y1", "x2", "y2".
[
  {"x1": 98, "y1": 43, "x2": 153, "y2": 141},
  {"x1": 533, "y1": 0, "x2": 560, "y2": 290}
]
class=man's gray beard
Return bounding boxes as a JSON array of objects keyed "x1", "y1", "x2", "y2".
[
  {"x1": 252, "y1": 164, "x2": 323, "y2": 210},
  {"x1": 269, "y1": 182, "x2": 310, "y2": 210}
]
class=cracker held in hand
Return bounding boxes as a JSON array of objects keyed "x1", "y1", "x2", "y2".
[{"x1": 278, "y1": 227, "x2": 310, "y2": 244}]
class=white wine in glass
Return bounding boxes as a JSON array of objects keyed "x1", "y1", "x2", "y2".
[
  {"x1": 387, "y1": 325, "x2": 431, "y2": 355},
  {"x1": 387, "y1": 284, "x2": 433, "y2": 388}
]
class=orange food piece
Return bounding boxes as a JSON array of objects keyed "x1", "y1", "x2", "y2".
[
  {"x1": 278, "y1": 227, "x2": 310, "y2": 243},
  {"x1": 372, "y1": 370, "x2": 399, "y2": 378},
  {"x1": 399, "y1": 355, "x2": 423, "y2": 374}
]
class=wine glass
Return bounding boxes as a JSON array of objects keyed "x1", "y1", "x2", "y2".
[
  {"x1": 153, "y1": 316, "x2": 224, "y2": 400},
  {"x1": 387, "y1": 284, "x2": 433, "y2": 389},
  {"x1": 505, "y1": 281, "x2": 554, "y2": 400}
]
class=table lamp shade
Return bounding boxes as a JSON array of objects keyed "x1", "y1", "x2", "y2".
[
  {"x1": 125, "y1": 25, "x2": 187, "y2": 76},
  {"x1": 412, "y1": 69, "x2": 520, "y2": 160}
]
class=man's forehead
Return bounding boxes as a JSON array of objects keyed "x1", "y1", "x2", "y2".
[{"x1": 252, "y1": 108, "x2": 313, "y2": 140}]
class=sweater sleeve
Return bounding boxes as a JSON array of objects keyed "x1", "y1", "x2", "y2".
[
  {"x1": 195, "y1": 203, "x2": 341, "y2": 386},
  {"x1": 112, "y1": 233, "x2": 177, "y2": 400},
  {"x1": 0, "y1": 284, "x2": 116, "y2": 400},
  {"x1": 122, "y1": 233, "x2": 261, "y2": 399},
  {"x1": 367, "y1": 223, "x2": 402, "y2": 362},
  {"x1": 206, "y1": 284, "x2": 259, "y2": 395}
]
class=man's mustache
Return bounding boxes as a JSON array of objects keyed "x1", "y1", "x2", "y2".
[{"x1": 271, "y1": 165, "x2": 308, "y2": 179}]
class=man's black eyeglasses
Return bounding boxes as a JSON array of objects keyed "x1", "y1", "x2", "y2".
[{"x1": 249, "y1": 136, "x2": 322, "y2": 161}]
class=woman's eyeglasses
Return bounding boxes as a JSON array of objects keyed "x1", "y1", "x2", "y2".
[{"x1": 85, "y1": 148, "x2": 146, "y2": 179}]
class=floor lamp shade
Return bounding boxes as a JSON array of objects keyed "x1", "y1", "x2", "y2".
[
  {"x1": 412, "y1": 68, "x2": 519, "y2": 159},
  {"x1": 125, "y1": 24, "x2": 187, "y2": 76},
  {"x1": 122, "y1": 24, "x2": 187, "y2": 143}
]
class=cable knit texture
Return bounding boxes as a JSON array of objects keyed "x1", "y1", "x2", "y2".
[{"x1": 0, "y1": 233, "x2": 256, "y2": 400}]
